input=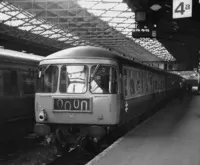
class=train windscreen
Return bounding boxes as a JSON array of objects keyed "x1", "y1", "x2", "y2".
[
  {"x1": 90, "y1": 65, "x2": 118, "y2": 94},
  {"x1": 59, "y1": 65, "x2": 88, "y2": 93},
  {"x1": 37, "y1": 64, "x2": 118, "y2": 94},
  {"x1": 37, "y1": 64, "x2": 58, "y2": 93}
]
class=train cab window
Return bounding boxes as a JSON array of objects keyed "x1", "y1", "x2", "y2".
[
  {"x1": 90, "y1": 65, "x2": 118, "y2": 94},
  {"x1": 37, "y1": 65, "x2": 58, "y2": 93},
  {"x1": 59, "y1": 65, "x2": 88, "y2": 93}
]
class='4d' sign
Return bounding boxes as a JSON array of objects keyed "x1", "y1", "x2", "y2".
[{"x1": 173, "y1": 0, "x2": 192, "y2": 19}]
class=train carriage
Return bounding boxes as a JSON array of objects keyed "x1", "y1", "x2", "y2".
[
  {"x1": 0, "y1": 49, "x2": 43, "y2": 145},
  {"x1": 34, "y1": 46, "x2": 182, "y2": 150}
]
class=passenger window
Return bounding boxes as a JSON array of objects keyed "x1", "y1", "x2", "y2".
[
  {"x1": 22, "y1": 69, "x2": 35, "y2": 94},
  {"x1": 141, "y1": 72, "x2": 144, "y2": 93},
  {"x1": 143, "y1": 72, "x2": 148, "y2": 93},
  {"x1": 135, "y1": 71, "x2": 141, "y2": 94},
  {"x1": 0, "y1": 71, "x2": 3, "y2": 97},
  {"x1": 149, "y1": 74, "x2": 152, "y2": 92},
  {"x1": 3, "y1": 70, "x2": 19, "y2": 96},
  {"x1": 124, "y1": 78, "x2": 128, "y2": 96},
  {"x1": 130, "y1": 79, "x2": 135, "y2": 95},
  {"x1": 111, "y1": 68, "x2": 118, "y2": 94},
  {"x1": 123, "y1": 68, "x2": 128, "y2": 96},
  {"x1": 155, "y1": 80, "x2": 157, "y2": 90}
]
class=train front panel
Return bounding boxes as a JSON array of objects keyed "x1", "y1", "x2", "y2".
[{"x1": 35, "y1": 58, "x2": 121, "y2": 125}]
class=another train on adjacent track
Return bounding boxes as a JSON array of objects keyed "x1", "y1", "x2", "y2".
[
  {"x1": 34, "y1": 46, "x2": 183, "y2": 151},
  {"x1": 0, "y1": 49, "x2": 43, "y2": 148}
]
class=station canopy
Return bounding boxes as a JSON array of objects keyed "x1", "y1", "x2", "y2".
[{"x1": 0, "y1": 0, "x2": 175, "y2": 62}]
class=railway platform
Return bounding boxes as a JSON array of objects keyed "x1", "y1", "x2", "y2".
[{"x1": 86, "y1": 93, "x2": 200, "y2": 165}]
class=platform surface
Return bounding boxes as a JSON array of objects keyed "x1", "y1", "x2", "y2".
[{"x1": 86, "y1": 94, "x2": 200, "y2": 165}]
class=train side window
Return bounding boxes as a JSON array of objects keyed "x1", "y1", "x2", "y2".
[
  {"x1": 154, "y1": 80, "x2": 156, "y2": 90},
  {"x1": 110, "y1": 67, "x2": 118, "y2": 94},
  {"x1": 2, "y1": 71, "x2": 10, "y2": 96},
  {"x1": 144, "y1": 72, "x2": 148, "y2": 93},
  {"x1": 123, "y1": 68, "x2": 128, "y2": 96},
  {"x1": 129, "y1": 69, "x2": 135, "y2": 95},
  {"x1": 130, "y1": 79, "x2": 135, "y2": 95},
  {"x1": 141, "y1": 71, "x2": 144, "y2": 93},
  {"x1": 0, "y1": 71, "x2": 3, "y2": 97},
  {"x1": 11, "y1": 71, "x2": 18, "y2": 95},
  {"x1": 155, "y1": 80, "x2": 158, "y2": 90},
  {"x1": 22, "y1": 70, "x2": 35, "y2": 95},
  {"x1": 135, "y1": 71, "x2": 141, "y2": 94},
  {"x1": 3, "y1": 70, "x2": 19, "y2": 96},
  {"x1": 150, "y1": 75, "x2": 153, "y2": 92}
]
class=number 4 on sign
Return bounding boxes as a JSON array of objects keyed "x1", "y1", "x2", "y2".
[{"x1": 173, "y1": 0, "x2": 192, "y2": 19}]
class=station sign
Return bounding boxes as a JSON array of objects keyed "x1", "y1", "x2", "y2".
[
  {"x1": 132, "y1": 29, "x2": 156, "y2": 38},
  {"x1": 173, "y1": 0, "x2": 192, "y2": 19}
]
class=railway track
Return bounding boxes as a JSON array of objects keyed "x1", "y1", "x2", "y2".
[
  {"x1": 48, "y1": 149, "x2": 96, "y2": 165},
  {"x1": 2, "y1": 98, "x2": 172, "y2": 165}
]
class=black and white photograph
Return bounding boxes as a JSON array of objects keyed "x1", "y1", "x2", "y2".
[{"x1": 0, "y1": 0, "x2": 200, "y2": 165}]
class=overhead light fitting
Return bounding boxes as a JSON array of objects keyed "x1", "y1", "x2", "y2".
[{"x1": 150, "y1": 4, "x2": 162, "y2": 11}]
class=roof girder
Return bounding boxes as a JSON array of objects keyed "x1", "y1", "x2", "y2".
[{"x1": 1, "y1": 0, "x2": 175, "y2": 61}]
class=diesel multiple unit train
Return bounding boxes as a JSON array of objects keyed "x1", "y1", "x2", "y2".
[
  {"x1": 0, "y1": 49, "x2": 43, "y2": 149},
  {"x1": 34, "y1": 46, "x2": 183, "y2": 151}
]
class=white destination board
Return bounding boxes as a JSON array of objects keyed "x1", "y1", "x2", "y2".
[{"x1": 173, "y1": 0, "x2": 192, "y2": 19}]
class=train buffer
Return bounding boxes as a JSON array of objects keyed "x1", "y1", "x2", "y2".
[{"x1": 86, "y1": 93, "x2": 200, "y2": 165}]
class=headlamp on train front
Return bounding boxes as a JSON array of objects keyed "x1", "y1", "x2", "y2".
[{"x1": 38, "y1": 109, "x2": 47, "y2": 122}]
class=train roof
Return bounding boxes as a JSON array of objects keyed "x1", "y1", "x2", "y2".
[
  {"x1": 0, "y1": 48, "x2": 44, "y2": 63},
  {"x1": 43, "y1": 46, "x2": 180, "y2": 76},
  {"x1": 43, "y1": 46, "x2": 116, "y2": 60}
]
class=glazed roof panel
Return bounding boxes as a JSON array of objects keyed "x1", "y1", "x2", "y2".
[{"x1": 0, "y1": 0, "x2": 175, "y2": 62}]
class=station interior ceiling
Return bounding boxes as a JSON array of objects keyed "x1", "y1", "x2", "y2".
[
  {"x1": 125, "y1": 0, "x2": 200, "y2": 70},
  {"x1": 0, "y1": 0, "x2": 200, "y2": 70}
]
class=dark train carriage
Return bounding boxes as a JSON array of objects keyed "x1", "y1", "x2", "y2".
[
  {"x1": 116, "y1": 56, "x2": 181, "y2": 123},
  {"x1": 0, "y1": 49, "x2": 43, "y2": 143},
  {"x1": 34, "y1": 46, "x2": 182, "y2": 151}
]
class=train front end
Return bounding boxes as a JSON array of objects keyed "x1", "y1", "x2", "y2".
[{"x1": 34, "y1": 54, "x2": 120, "y2": 148}]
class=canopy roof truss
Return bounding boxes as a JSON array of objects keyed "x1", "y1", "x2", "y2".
[{"x1": 0, "y1": 0, "x2": 175, "y2": 61}]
